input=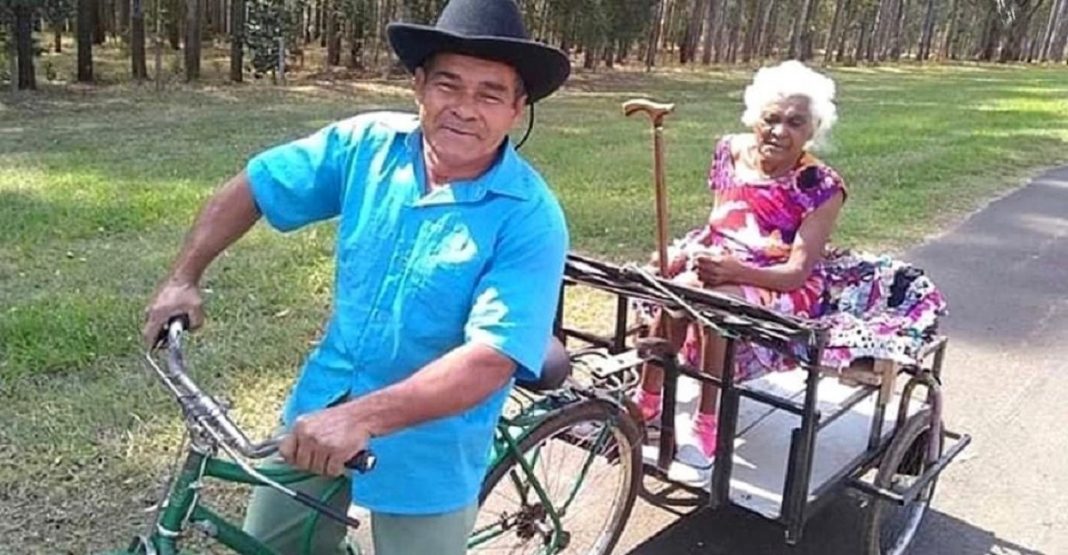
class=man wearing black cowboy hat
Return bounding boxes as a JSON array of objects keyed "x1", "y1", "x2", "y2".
[{"x1": 140, "y1": 0, "x2": 570, "y2": 552}]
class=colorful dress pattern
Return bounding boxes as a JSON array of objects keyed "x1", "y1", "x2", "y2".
[{"x1": 642, "y1": 136, "x2": 946, "y2": 381}]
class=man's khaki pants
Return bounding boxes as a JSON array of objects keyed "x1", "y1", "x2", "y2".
[{"x1": 241, "y1": 457, "x2": 478, "y2": 555}]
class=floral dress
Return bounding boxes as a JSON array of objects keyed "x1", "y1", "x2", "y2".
[
  {"x1": 655, "y1": 135, "x2": 846, "y2": 381},
  {"x1": 646, "y1": 136, "x2": 947, "y2": 381}
]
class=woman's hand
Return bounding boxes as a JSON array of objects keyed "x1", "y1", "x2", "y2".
[
  {"x1": 649, "y1": 249, "x2": 688, "y2": 279},
  {"x1": 693, "y1": 252, "x2": 748, "y2": 287}
]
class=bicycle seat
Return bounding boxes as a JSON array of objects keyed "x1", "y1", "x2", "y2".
[{"x1": 517, "y1": 336, "x2": 571, "y2": 393}]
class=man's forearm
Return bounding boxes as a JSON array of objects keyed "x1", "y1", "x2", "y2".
[
  {"x1": 344, "y1": 342, "x2": 516, "y2": 437},
  {"x1": 169, "y1": 172, "x2": 262, "y2": 284}
]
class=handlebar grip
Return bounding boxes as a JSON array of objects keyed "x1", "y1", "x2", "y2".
[
  {"x1": 156, "y1": 314, "x2": 191, "y2": 348},
  {"x1": 346, "y1": 450, "x2": 376, "y2": 473}
]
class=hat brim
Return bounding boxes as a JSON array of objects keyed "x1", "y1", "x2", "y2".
[{"x1": 387, "y1": 23, "x2": 570, "y2": 103}]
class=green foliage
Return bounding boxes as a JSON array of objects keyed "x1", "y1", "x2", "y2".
[
  {"x1": 341, "y1": 0, "x2": 375, "y2": 37},
  {"x1": 543, "y1": 0, "x2": 656, "y2": 60},
  {"x1": 42, "y1": 0, "x2": 72, "y2": 25},
  {"x1": 400, "y1": 0, "x2": 443, "y2": 24},
  {"x1": 245, "y1": 0, "x2": 305, "y2": 76}
]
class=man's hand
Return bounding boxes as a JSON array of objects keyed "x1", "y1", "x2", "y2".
[
  {"x1": 140, "y1": 173, "x2": 263, "y2": 349},
  {"x1": 693, "y1": 252, "x2": 748, "y2": 287},
  {"x1": 142, "y1": 280, "x2": 205, "y2": 348},
  {"x1": 279, "y1": 403, "x2": 372, "y2": 477}
]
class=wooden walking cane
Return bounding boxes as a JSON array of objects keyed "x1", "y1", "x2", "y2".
[
  {"x1": 623, "y1": 99, "x2": 676, "y2": 278},
  {"x1": 623, "y1": 98, "x2": 677, "y2": 470}
]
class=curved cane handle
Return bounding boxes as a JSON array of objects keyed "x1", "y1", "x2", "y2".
[{"x1": 622, "y1": 99, "x2": 676, "y2": 126}]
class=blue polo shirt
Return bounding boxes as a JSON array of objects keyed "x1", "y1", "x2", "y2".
[{"x1": 245, "y1": 111, "x2": 568, "y2": 514}]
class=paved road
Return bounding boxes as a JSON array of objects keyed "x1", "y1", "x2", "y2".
[{"x1": 615, "y1": 166, "x2": 1068, "y2": 555}]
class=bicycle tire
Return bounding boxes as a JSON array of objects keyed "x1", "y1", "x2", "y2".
[
  {"x1": 863, "y1": 408, "x2": 943, "y2": 555},
  {"x1": 473, "y1": 398, "x2": 642, "y2": 555}
]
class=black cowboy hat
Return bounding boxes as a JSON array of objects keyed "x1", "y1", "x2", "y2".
[{"x1": 386, "y1": 0, "x2": 570, "y2": 103}]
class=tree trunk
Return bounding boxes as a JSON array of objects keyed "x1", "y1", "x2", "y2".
[
  {"x1": 218, "y1": 0, "x2": 227, "y2": 34},
  {"x1": 583, "y1": 44, "x2": 597, "y2": 69},
  {"x1": 1051, "y1": 0, "x2": 1068, "y2": 59},
  {"x1": 711, "y1": 0, "x2": 727, "y2": 61},
  {"x1": 762, "y1": 0, "x2": 780, "y2": 56},
  {"x1": 8, "y1": 27, "x2": 15, "y2": 93},
  {"x1": 54, "y1": 26, "x2": 63, "y2": 53},
  {"x1": 662, "y1": 0, "x2": 679, "y2": 56},
  {"x1": 681, "y1": 0, "x2": 708, "y2": 63},
  {"x1": 132, "y1": 0, "x2": 147, "y2": 78},
  {"x1": 229, "y1": 0, "x2": 244, "y2": 80},
  {"x1": 319, "y1": 1, "x2": 328, "y2": 47},
  {"x1": 701, "y1": 0, "x2": 718, "y2": 63},
  {"x1": 1027, "y1": 26, "x2": 1042, "y2": 60},
  {"x1": 801, "y1": 0, "x2": 821, "y2": 59},
  {"x1": 741, "y1": 0, "x2": 763, "y2": 62},
  {"x1": 349, "y1": 18, "x2": 364, "y2": 69},
  {"x1": 14, "y1": 6, "x2": 37, "y2": 90},
  {"x1": 940, "y1": 0, "x2": 960, "y2": 58},
  {"x1": 835, "y1": 0, "x2": 855, "y2": 61},
  {"x1": 824, "y1": 0, "x2": 847, "y2": 64},
  {"x1": 111, "y1": 0, "x2": 120, "y2": 40},
  {"x1": 890, "y1": 0, "x2": 910, "y2": 58},
  {"x1": 855, "y1": 5, "x2": 873, "y2": 62},
  {"x1": 1041, "y1": 0, "x2": 1065, "y2": 59},
  {"x1": 726, "y1": 0, "x2": 741, "y2": 62},
  {"x1": 869, "y1": 0, "x2": 888, "y2": 59},
  {"x1": 205, "y1": 0, "x2": 214, "y2": 34},
  {"x1": 94, "y1": 0, "x2": 107, "y2": 43},
  {"x1": 645, "y1": 0, "x2": 667, "y2": 69},
  {"x1": 326, "y1": 0, "x2": 340, "y2": 66},
  {"x1": 999, "y1": 2, "x2": 1037, "y2": 62},
  {"x1": 184, "y1": 0, "x2": 201, "y2": 81},
  {"x1": 118, "y1": 0, "x2": 130, "y2": 37},
  {"x1": 167, "y1": 0, "x2": 180, "y2": 49},
  {"x1": 978, "y1": 6, "x2": 999, "y2": 61},
  {"x1": 78, "y1": 0, "x2": 95, "y2": 80},
  {"x1": 789, "y1": 0, "x2": 815, "y2": 58},
  {"x1": 916, "y1": 0, "x2": 936, "y2": 60},
  {"x1": 537, "y1": 0, "x2": 551, "y2": 40},
  {"x1": 618, "y1": 39, "x2": 631, "y2": 63}
]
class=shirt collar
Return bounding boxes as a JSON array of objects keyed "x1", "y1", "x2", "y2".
[{"x1": 405, "y1": 126, "x2": 531, "y2": 203}]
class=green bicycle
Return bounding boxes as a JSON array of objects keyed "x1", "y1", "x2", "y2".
[{"x1": 109, "y1": 319, "x2": 641, "y2": 555}]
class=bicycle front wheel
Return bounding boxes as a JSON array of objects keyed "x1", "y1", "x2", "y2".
[{"x1": 471, "y1": 398, "x2": 641, "y2": 555}]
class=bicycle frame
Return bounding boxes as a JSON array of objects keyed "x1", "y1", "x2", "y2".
[
  {"x1": 123, "y1": 324, "x2": 602, "y2": 555},
  {"x1": 128, "y1": 448, "x2": 344, "y2": 555}
]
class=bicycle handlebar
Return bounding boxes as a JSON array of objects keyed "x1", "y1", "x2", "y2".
[{"x1": 150, "y1": 317, "x2": 376, "y2": 473}]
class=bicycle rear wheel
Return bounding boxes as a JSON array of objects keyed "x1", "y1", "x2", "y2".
[
  {"x1": 863, "y1": 409, "x2": 943, "y2": 555},
  {"x1": 471, "y1": 398, "x2": 641, "y2": 555}
]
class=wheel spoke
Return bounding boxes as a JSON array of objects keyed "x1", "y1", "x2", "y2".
[{"x1": 472, "y1": 402, "x2": 639, "y2": 554}]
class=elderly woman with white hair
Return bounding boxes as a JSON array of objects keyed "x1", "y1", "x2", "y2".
[{"x1": 633, "y1": 61, "x2": 847, "y2": 466}]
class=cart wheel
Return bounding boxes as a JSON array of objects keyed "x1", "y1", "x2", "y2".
[{"x1": 863, "y1": 409, "x2": 943, "y2": 555}]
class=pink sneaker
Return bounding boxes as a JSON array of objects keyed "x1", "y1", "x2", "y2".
[
  {"x1": 692, "y1": 413, "x2": 718, "y2": 458},
  {"x1": 632, "y1": 388, "x2": 662, "y2": 424}
]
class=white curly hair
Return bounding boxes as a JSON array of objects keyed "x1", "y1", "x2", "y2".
[{"x1": 741, "y1": 61, "x2": 838, "y2": 149}]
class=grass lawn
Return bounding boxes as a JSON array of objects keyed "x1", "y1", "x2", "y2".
[{"x1": 2, "y1": 43, "x2": 1067, "y2": 551}]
